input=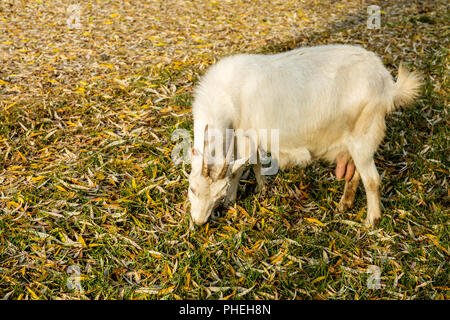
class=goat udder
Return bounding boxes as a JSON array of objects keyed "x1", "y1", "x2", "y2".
[{"x1": 335, "y1": 155, "x2": 355, "y2": 182}]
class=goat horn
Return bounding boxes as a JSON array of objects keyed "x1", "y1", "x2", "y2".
[
  {"x1": 217, "y1": 134, "x2": 234, "y2": 180},
  {"x1": 255, "y1": 146, "x2": 259, "y2": 165},
  {"x1": 201, "y1": 124, "x2": 210, "y2": 177}
]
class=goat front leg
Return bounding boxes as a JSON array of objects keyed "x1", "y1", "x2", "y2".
[
  {"x1": 253, "y1": 164, "x2": 267, "y2": 193},
  {"x1": 223, "y1": 166, "x2": 245, "y2": 207}
]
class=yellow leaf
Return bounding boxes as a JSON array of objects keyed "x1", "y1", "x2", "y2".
[
  {"x1": 304, "y1": 217, "x2": 325, "y2": 227},
  {"x1": 31, "y1": 176, "x2": 46, "y2": 182},
  {"x1": 8, "y1": 165, "x2": 23, "y2": 170},
  {"x1": 252, "y1": 240, "x2": 264, "y2": 251},
  {"x1": 8, "y1": 201, "x2": 20, "y2": 209},
  {"x1": 311, "y1": 276, "x2": 326, "y2": 284},
  {"x1": 222, "y1": 225, "x2": 238, "y2": 233},
  {"x1": 195, "y1": 43, "x2": 213, "y2": 49},
  {"x1": 131, "y1": 215, "x2": 143, "y2": 228},
  {"x1": 74, "y1": 87, "x2": 85, "y2": 94},
  {"x1": 29, "y1": 132, "x2": 42, "y2": 138},
  {"x1": 149, "y1": 251, "x2": 162, "y2": 258},
  {"x1": 271, "y1": 248, "x2": 288, "y2": 264},
  {"x1": 165, "y1": 263, "x2": 173, "y2": 278},
  {"x1": 88, "y1": 243, "x2": 104, "y2": 247},
  {"x1": 5, "y1": 101, "x2": 17, "y2": 111},
  {"x1": 99, "y1": 63, "x2": 114, "y2": 69},
  {"x1": 26, "y1": 287, "x2": 39, "y2": 299},
  {"x1": 77, "y1": 235, "x2": 88, "y2": 248},
  {"x1": 17, "y1": 150, "x2": 27, "y2": 162},
  {"x1": 158, "y1": 285, "x2": 175, "y2": 295},
  {"x1": 329, "y1": 239, "x2": 335, "y2": 252},
  {"x1": 185, "y1": 272, "x2": 191, "y2": 288},
  {"x1": 260, "y1": 207, "x2": 274, "y2": 214},
  {"x1": 425, "y1": 234, "x2": 448, "y2": 254},
  {"x1": 222, "y1": 290, "x2": 236, "y2": 300},
  {"x1": 90, "y1": 197, "x2": 107, "y2": 202}
]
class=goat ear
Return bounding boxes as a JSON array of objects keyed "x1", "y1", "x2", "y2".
[
  {"x1": 230, "y1": 156, "x2": 250, "y2": 176},
  {"x1": 230, "y1": 147, "x2": 260, "y2": 176},
  {"x1": 216, "y1": 135, "x2": 235, "y2": 180}
]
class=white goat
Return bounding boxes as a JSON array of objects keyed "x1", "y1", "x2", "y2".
[{"x1": 188, "y1": 44, "x2": 422, "y2": 226}]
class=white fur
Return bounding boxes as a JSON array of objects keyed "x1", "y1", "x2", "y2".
[{"x1": 189, "y1": 44, "x2": 422, "y2": 226}]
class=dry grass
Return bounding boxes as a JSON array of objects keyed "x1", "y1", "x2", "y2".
[{"x1": 0, "y1": 0, "x2": 448, "y2": 300}]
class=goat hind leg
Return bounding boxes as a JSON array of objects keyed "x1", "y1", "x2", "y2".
[
  {"x1": 338, "y1": 169, "x2": 360, "y2": 212},
  {"x1": 348, "y1": 148, "x2": 381, "y2": 226}
]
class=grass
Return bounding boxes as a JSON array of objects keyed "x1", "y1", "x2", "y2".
[{"x1": 0, "y1": 0, "x2": 448, "y2": 300}]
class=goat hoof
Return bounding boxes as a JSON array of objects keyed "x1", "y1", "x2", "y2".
[
  {"x1": 256, "y1": 183, "x2": 265, "y2": 193},
  {"x1": 223, "y1": 196, "x2": 236, "y2": 208},
  {"x1": 364, "y1": 215, "x2": 381, "y2": 227},
  {"x1": 256, "y1": 184, "x2": 267, "y2": 197},
  {"x1": 338, "y1": 199, "x2": 353, "y2": 212}
]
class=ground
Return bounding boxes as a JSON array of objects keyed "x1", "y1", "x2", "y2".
[{"x1": 0, "y1": 0, "x2": 448, "y2": 299}]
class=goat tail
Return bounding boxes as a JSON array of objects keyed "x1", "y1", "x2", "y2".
[{"x1": 388, "y1": 63, "x2": 423, "y2": 113}]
